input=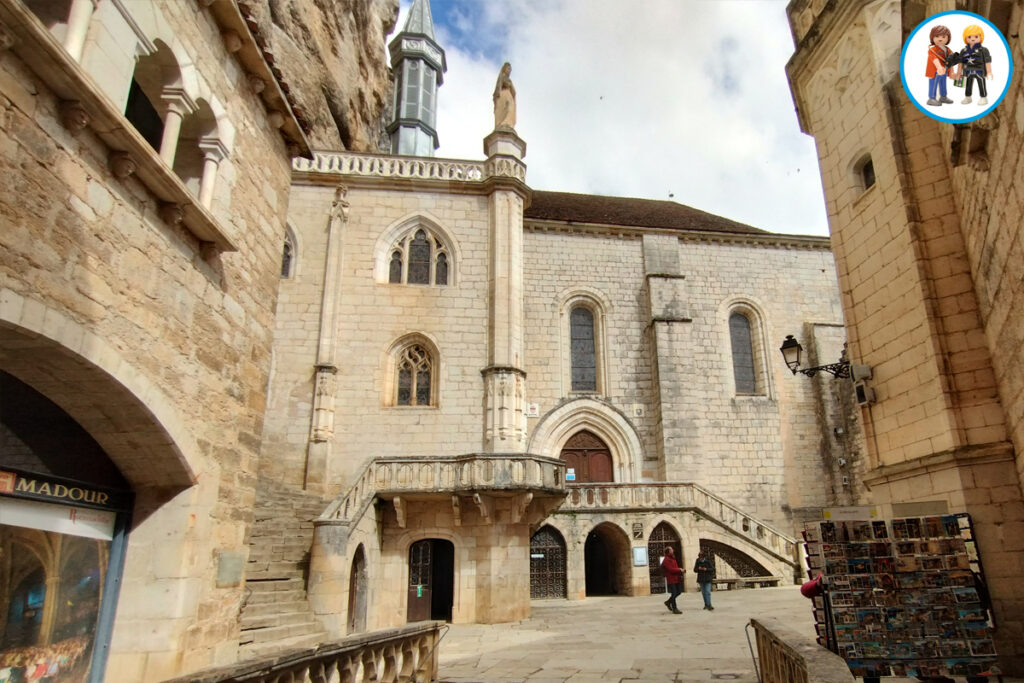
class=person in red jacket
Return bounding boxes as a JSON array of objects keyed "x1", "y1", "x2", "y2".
[{"x1": 661, "y1": 547, "x2": 684, "y2": 614}]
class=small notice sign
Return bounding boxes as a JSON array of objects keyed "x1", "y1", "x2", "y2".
[
  {"x1": 566, "y1": 468, "x2": 576, "y2": 482},
  {"x1": 417, "y1": 585, "x2": 423, "y2": 598}
]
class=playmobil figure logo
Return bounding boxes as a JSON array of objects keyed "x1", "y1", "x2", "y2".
[{"x1": 900, "y1": 11, "x2": 1012, "y2": 124}]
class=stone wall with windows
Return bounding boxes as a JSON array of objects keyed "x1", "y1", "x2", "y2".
[{"x1": 0, "y1": 0, "x2": 299, "y2": 679}]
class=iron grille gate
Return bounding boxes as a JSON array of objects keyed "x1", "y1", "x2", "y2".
[
  {"x1": 647, "y1": 523, "x2": 682, "y2": 594},
  {"x1": 530, "y1": 527, "x2": 566, "y2": 599}
]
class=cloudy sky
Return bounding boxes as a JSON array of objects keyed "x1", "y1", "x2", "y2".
[{"x1": 395, "y1": 0, "x2": 829, "y2": 237}]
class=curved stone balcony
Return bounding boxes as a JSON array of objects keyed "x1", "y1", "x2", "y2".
[
  {"x1": 320, "y1": 453, "x2": 565, "y2": 528},
  {"x1": 560, "y1": 482, "x2": 798, "y2": 565}
]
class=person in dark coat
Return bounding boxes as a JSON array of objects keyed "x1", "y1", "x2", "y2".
[
  {"x1": 694, "y1": 548, "x2": 716, "y2": 610},
  {"x1": 661, "y1": 547, "x2": 684, "y2": 614}
]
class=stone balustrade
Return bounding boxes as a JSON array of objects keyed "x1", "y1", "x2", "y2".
[
  {"x1": 560, "y1": 482, "x2": 797, "y2": 560},
  {"x1": 164, "y1": 622, "x2": 444, "y2": 683},
  {"x1": 750, "y1": 617, "x2": 854, "y2": 683},
  {"x1": 294, "y1": 151, "x2": 486, "y2": 182},
  {"x1": 321, "y1": 454, "x2": 565, "y2": 524}
]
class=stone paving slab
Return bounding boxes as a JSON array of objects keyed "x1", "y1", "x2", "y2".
[{"x1": 437, "y1": 586, "x2": 1021, "y2": 683}]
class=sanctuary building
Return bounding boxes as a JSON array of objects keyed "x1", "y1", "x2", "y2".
[{"x1": 0, "y1": 0, "x2": 861, "y2": 679}]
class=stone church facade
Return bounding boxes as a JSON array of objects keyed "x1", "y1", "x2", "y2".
[
  {"x1": 0, "y1": 0, "x2": 864, "y2": 680},
  {"x1": 786, "y1": 0, "x2": 1024, "y2": 673}
]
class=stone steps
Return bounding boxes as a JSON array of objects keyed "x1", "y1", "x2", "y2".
[{"x1": 238, "y1": 483, "x2": 328, "y2": 657}]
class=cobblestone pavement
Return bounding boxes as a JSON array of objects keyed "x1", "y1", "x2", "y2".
[{"x1": 437, "y1": 586, "x2": 1020, "y2": 683}]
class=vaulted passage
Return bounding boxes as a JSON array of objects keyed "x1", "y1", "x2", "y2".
[{"x1": 584, "y1": 523, "x2": 631, "y2": 596}]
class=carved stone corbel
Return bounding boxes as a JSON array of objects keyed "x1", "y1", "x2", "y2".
[
  {"x1": 451, "y1": 496, "x2": 461, "y2": 527},
  {"x1": 472, "y1": 493, "x2": 492, "y2": 523},
  {"x1": 59, "y1": 101, "x2": 89, "y2": 132},
  {"x1": 159, "y1": 203, "x2": 183, "y2": 226},
  {"x1": 394, "y1": 496, "x2": 406, "y2": 529},
  {"x1": 108, "y1": 151, "x2": 136, "y2": 179},
  {"x1": 221, "y1": 30, "x2": 242, "y2": 53},
  {"x1": 510, "y1": 492, "x2": 533, "y2": 524},
  {"x1": 0, "y1": 25, "x2": 16, "y2": 51},
  {"x1": 247, "y1": 73, "x2": 265, "y2": 94}
]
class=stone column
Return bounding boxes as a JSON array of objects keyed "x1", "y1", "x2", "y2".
[
  {"x1": 305, "y1": 185, "x2": 349, "y2": 492},
  {"x1": 158, "y1": 88, "x2": 197, "y2": 168},
  {"x1": 482, "y1": 130, "x2": 529, "y2": 452},
  {"x1": 197, "y1": 137, "x2": 228, "y2": 208},
  {"x1": 63, "y1": 0, "x2": 95, "y2": 62}
]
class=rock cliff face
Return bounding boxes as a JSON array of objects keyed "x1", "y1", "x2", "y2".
[{"x1": 248, "y1": 0, "x2": 400, "y2": 152}]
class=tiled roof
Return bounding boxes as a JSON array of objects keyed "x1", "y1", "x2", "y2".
[{"x1": 524, "y1": 190, "x2": 768, "y2": 235}]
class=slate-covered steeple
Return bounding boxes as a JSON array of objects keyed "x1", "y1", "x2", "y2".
[{"x1": 388, "y1": 0, "x2": 446, "y2": 156}]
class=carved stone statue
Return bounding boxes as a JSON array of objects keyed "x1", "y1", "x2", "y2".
[{"x1": 492, "y1": 62, "x2": 516, "y2": 130}]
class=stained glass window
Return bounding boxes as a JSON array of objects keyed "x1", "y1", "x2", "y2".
[
  {"x1": 729, "y1": 313, "x2": 757, "y2": 394},
  {"x1": 396, "y1": 344, "x2": 433, "y2": 406},
  {"x1": 386, "y1": 226, "x2": 448, "y2": 286},
  {"x1": 570, "y1": 307, "x2": 597, "y2": 392}
]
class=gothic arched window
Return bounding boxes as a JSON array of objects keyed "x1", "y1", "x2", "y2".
[
  {"x1": 729, "y1": 312, "x2": 756, "y2": 394},
  {"x1": 396, "y1": 344, "x2": 434, "y2": 406},
  {"x1": 386, "y1": 226, "x2": 449, "y2": 286},
  {"x1": 570, "y1": 307, "x2": 597, "y2": 392},
  {"x1": 281, "y1": 240, "x2": 294, "y2": 278}
]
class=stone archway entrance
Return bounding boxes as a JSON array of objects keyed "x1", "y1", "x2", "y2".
[
  {"x1": 530, "y1": 526, "x2": 567, "y2": 599},
  {"x1": 407, "y1": 539, "x2": 454, "y2": 623},
  {"x1": 560, "y1": 430, "x2": 613, "y2": 483},
  {"x1": 584, "y1": 523, "x2": 631, "y2": 596},
  {"x1": 347, "y1": 545, "x2": 368, "y2": 633},
  {"x1": 647, "y1": 522, "x2": 682, "y2": 594}
]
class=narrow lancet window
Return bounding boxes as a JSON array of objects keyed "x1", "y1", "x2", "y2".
[{"x1": 570, "y1": 307, "x2": 597, "y2": 392}]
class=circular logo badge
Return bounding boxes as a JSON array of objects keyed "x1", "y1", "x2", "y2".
[{"x1": 899, "y1": 10, "x2": 1012, "y2": 123}]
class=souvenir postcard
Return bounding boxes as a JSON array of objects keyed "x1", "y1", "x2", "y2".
[
  {"x1": 839, "y1": 643, "x2": 861, "y2": 658},
  {"x1": 872, "y1": 520, "x2": 889, "y2": 539},
  {"x1": 848, "y1": 558, "x2": 871, "y2": 574},
  {"x1": 889, "y1": 641, "x2": 914, "y2": 658},
  {"x1": 969, "y1": 639, "x2": 997, "y2": 656},
  {"x1": 953, "y1": 587, "x2": 980, "y2": 604},
  {"x1": 895, "y1": 555, "x2": 920, "y2": 572},
  {"x1": 920, "y1": 556, "x2": 945, "y2": 571},
  {"x1": 895, "y1": 540, "x2": 917, "y2": 555},
  {"x1": 892, "y1": 519, "x2": 910, "y2": 539},
  {"x1": 849, "y1": 521, "x2": 873, "y2": 541},
  {"x1": 820, "y1": 521, "x2": 838, "y2": 543},
  {"x1": 946, "y1": 570, "x2": 973, "y2": 587},
  {"x1": 942, "y1": 640, "x2": 970, "y2": 657},
  {"x1": 826, "y1": 559, "x2": 846, "y2": 575},
  {"x1": 884, "y1": 607, "x2": 907, "y2": 628},
  {"x1": 807, "y1": 554, "x2": 823, "y2": 569},
  {"x1": 848, "y1": 542, "x2": 870, "y2": 558},
  {"x1": 927, "y1": 588, "x2": 954, "y2": 606},
  {"x1": 941, "y1": 515, "x2": 960, "y2": 537},
  {"x1": 923, "y1": 516, "x2": 944, "y2": 538},
  {"x1": 925, "y1": 540, "x2": 943, "y2": 554},
  {"x1": 946, "y1": 553, "x2": 971, "y2": 570},
  {"x1": 905, "y1": 517, "x2": 922, "y2": 538},
  {"x1": 803, "y1": 525, "x2": 821, "y2": 543},
  {"x1": 872, "y1": 556, "x2": 895, "y2": 574},
  {"x1": 875, "y1": 573, "x2": 896, "y2": 591},
  {"x1": 823, "y1": 543, "x2": 846, "y2": 559},
  {"x1": 830, "y1": 574, "x2": 851, "y2": 590},
  {"x1": 849, "y1": 574, "x2": 873, "y2": 589},
  {"x1": 869, "y1": 542, "x2": 890, "y2": 557},
  {"x1": 958, "y1": 607, "x2": 988, "y2": 623},
  {"x1": 834, "y1": 608, "x2": 858, "y2": 625},
  {"x1": 915, "y1": 639, "x2": 941, "y2": 658},
  {"x1": 860, "y1": 641, "x2": 886, "y2": 658},
  {"x1": 922, "y1": 571, "x2": 945, "y2": 588}
]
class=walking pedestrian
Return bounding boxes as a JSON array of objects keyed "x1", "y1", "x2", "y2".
[
  {"x1": 661, "y1": 547, "x2": 684, "y2": 614},
  {"x1": 694, "y1": 548, "x2": 715, "y2": 611}
]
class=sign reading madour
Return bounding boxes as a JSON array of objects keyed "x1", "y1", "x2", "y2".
[
  {"x1": 0, "y1": 468, "x2": 131, "y2": 511},
  {"x1": 0, "y1": 496, "x2": 116, "y2": 540}
]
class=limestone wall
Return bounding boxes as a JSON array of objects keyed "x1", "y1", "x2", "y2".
[
  {"x1": 0, "y1": 1, "x2": 293, "y2": 678},
  {"x1": 265, "y1": 184, "x2": 492, "y2": 492}
]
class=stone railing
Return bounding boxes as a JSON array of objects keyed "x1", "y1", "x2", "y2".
[
  {"x1": 321, "y1": 454, "x2": 565, "y2": 524},
  {"x1": 559, "y1": 482, "x2": 797, "y2": 561},
  {"x1": 164, "y1": 622, "x2": 444, "y2": 683},
  {"x1": 294, "y1": 152, "x2": 486, "y2": 182},
  {"x1": 750, "y1": 618, "x2": 853, "y2": 683}
]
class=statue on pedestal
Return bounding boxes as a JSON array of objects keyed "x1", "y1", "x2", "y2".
[{"x1": 493, "y1": 62, "x2": 516, "y2": 130}]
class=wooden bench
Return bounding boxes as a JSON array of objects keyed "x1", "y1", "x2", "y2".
[{"x1": 738, "y1": 575, "x2": 783, "y2": 589}]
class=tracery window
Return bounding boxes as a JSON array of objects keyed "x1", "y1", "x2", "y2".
[
  {"x1": 396, "y1": 344, "x2": 434, "y2": 406},
  {"x1": 570, "y1": 307, "x2": 597, "y2": 392},
  {"x1": 729, "y1": 312, "x2": 757, "y2": 394},
  {"x1": 388, "y1": 228, "x2": 449, "y2": 286}
]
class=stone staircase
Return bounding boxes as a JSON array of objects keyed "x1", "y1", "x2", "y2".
[{"x1": 238, "y1": 484, "x2": 328, "y2": 658}]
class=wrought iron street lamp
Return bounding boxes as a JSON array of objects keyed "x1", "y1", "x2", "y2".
[{"x1": 779, "y1": 335, "x2": 861, "y2": 379}]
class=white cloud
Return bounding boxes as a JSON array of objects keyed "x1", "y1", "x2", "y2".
[{"x1": 396, "y1": 0, "x2": 829, "y2": 237}]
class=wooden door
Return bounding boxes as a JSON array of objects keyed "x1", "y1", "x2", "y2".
[
  {"x1": 347, "y1": 546, "x2": 368, "y2": 633},
  {"x1": 647, "y1": 523, "x2": 682, "y2": 594},
  {"x1": 560, "y1": 431, "x2": 613, "y2": 483},
  {"x1": 530, "y1": 526, "x2": 567, "y2": 599},
  {"x1": 407, "y1": 540, "x2": 432, "y2": 622}
]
